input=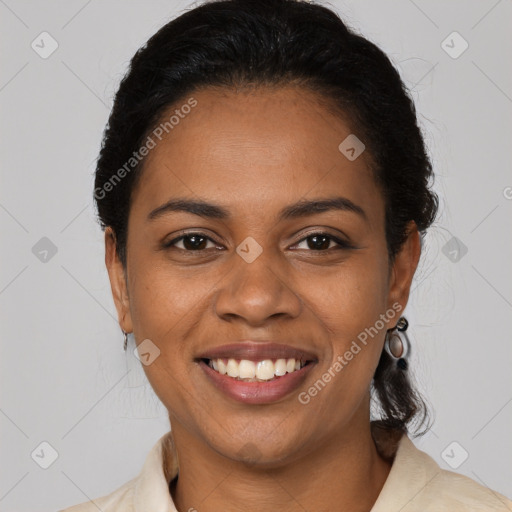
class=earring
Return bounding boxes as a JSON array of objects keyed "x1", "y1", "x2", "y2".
[
  {"x1": 384, "y1": 317, "x2": 411, "y2": 370},
  {"x1": 122, "y1": 330, "x2": 128, "y2": 351}
]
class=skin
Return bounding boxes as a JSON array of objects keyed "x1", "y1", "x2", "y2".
[{"x1": 105, "y1": 85, "x2": 421, "y2": 512}]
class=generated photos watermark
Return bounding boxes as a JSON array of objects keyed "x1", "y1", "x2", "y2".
[
  {"x1": 94, "y1": 97, "x2": 198, "y2": 201},
  {"x1": 298, "y1": 302, "x2": 402, "y2": 405}
]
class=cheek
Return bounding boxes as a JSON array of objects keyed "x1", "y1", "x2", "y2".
[
  {"x1": 298, "y1": 253, "x2": 390, "y2": 402},
  {"x1": 128, "y1": 261, "x2": 212, "y2": 340},
  {"x1": 141, "y1": 360, "x2": 216, "y2": 438},
  {"x1": 302, "y1": 252, "x2": 390, "y2": 339},
  {"x1": 127, "y1": 266, "x2": 216, "y2": 423}
]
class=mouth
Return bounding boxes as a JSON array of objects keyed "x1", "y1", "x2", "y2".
[
  {"x1": 201, "y1": 356, "x2": 311, "y2": 382},
  {"x1": 196, "y1": 342, "x2": 317, "y2": 404}
]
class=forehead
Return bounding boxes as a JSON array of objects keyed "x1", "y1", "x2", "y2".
[{"x1": 130, "y1": 85, "x2": 381, "y2": 219}]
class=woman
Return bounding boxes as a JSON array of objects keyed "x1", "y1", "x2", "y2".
[{"x1": 61, "y1": 0, "x2": 512, "y2": 510}]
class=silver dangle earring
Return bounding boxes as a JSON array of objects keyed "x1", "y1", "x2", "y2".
[
  {"x1": 122, "y1": 330, "x2": 128, "y2": 351},
  {"x1": 384, "y1": 317, "x2": 411, "y2": 370}
]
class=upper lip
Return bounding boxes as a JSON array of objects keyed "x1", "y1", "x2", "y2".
[{"x1": 197, "y1": 341, "x2": 318, "y2": 362}]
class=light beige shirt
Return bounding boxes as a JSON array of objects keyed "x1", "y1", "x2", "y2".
[{"x1": 60, "y1": 424, "x2": 512, "y2": 511}]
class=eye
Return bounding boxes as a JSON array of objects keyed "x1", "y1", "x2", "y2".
[
  {"x1": 164, "y1": 233, "x2": 221, "y2": 251},
  {"x1": 292, "y1": 232, "x2": 351, "y2": 251}
]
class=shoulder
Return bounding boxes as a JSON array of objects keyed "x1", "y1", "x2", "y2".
[
  {"x1": 58, "y1": 477, "x2": 136, "y2": 511},
  {"x1": 58, "y1": 431, "x2": 176, "y2": 512},
  {"x1": 396, "y1": 437, "x2": 512, "y2": 511},
  {"x1": 412, "y1": 465, "x2": 512, "y2": 511},
  {"x1": 372, "y1": 428, "x2": 512, "y2": 512},
  {"x1": 424, "y1": 469, "x2": 512, "y2": 512}
]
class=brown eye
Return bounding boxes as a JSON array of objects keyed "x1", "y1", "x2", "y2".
[
  {"x1": 306, "y1": 234, "x2": 331, "y2": 250},
  {"x1": 165, "y1": 233, "x2": 219, "y2": 251},
  {"x1": 293, "y1": 233, "x2": 349, "y2": 251},
  {"x1": 182, "y1": 235, "x2": 208, "y2": 250}
]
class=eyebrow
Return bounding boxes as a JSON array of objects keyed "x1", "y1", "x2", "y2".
[
  {"x1": 279, "y1": 197, "x2": 367, "y2": 221},
  {"x1": 147, "y1": 196, "x2": 367, "y2": 222}
]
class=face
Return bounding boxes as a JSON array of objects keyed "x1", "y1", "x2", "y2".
[{"x1": 106, "y1": 85, "x2": 420, "y2": 465}]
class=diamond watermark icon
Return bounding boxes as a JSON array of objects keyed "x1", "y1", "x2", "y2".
[
  {"x1": 31, "y1": 31, "x2": 59, "y2": 59},
  {"x1": 237, "y1": 442, "x2": 263, "y2": 462},
  {"x1": 31, "y1": 441, "x2": 59, "y2": 469},
  {"x1": 32, "y1": 237, "x2": 58, "y2": 263},
  {"x1": 441, "y1": 441, "x2": 469, "y2": 469},
  {"x1": 338, "y1": 134, "x2": 365, "y2": 161},
  {"x1": 441, "y1": 31, "x2": 469, "y2": 59},
  {"x1": 134, "y1": 338, "x2": 161, "y2": 366},
  {"x1": 236, "y1": 236, "x2": 263, "y2": 263},
  {"x1": 442, "y1": 236, "x2": 468, "y2": 263}
]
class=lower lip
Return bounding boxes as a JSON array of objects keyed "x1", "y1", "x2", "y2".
[{"x1": 199, "y1": 360, "x2": 316, "y2": 404}]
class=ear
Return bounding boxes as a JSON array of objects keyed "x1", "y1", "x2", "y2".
[
  {"x1": 386, "y1": 221, "x2": 421, "y2": 324},
  {"x1": 105, "y1": 227, "x2": 133, "y2": 333}
]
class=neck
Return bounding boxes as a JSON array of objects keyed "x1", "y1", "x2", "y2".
[{"x1": 169, "y1": 414, "x2": 394, "y2": 512}]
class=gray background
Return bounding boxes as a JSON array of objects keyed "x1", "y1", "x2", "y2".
[{"x1": 1, "y1": 0, "x2": 511, "y2": 510}]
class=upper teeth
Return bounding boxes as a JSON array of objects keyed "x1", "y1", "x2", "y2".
[{"x1": 208, "y1": 358, "x2": 305, "y2": 381}]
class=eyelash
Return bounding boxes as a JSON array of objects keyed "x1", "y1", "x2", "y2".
[{"x1": 163, "y1": 231, "x2": 353, "y2": 252}]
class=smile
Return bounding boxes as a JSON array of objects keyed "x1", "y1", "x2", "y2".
[
  {"x1": 196, "y1": 342, "x2": 317, "y2": 404},
  {"x1": 204, "y1": 357, "x2": 309, "y2": 382}
]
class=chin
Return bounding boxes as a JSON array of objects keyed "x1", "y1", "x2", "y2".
[{"x1": 207, "y1": 426, "x2": 308, "y2": 468}]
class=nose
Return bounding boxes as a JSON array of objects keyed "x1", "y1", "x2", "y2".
[{"x1": 214, "y1": 250, "x2": 302, "y2": 327}]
